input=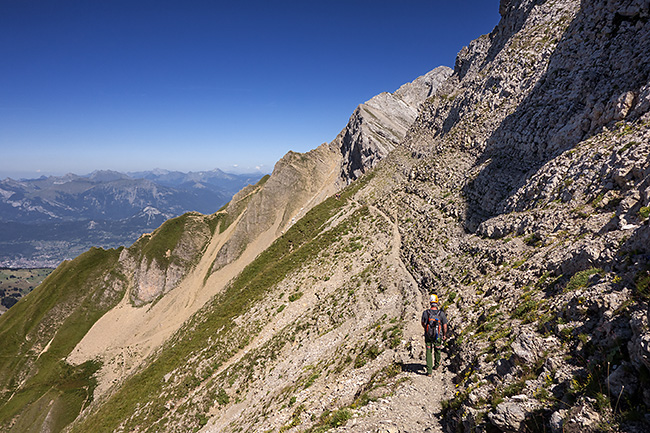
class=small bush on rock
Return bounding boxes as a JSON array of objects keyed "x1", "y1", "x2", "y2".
[{"x1": 565, "y1": 268, "x2": 601, "y2": 292}]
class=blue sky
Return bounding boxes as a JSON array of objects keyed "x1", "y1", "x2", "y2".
[{"x1": 0, "y1": 0, "x2": 500, "y2": 179}]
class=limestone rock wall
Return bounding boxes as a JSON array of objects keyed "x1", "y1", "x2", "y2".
[
  {"x1": 381, "y1": 0, "x2": 650, "y2": 430},
  {"x1": 336, "y1": 66, "x2": 452, "y2": 182}
]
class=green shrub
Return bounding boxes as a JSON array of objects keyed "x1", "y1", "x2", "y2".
[
  {"x1": 354, "y1": 344, "x2": 381, "y2": 368},
  {"x1": 328, "y1": 409, "x2": 351, "y2": 428},
  {"x1": 565, "y1": 268, "x2": 602, "y2": 292},
  {"x1": 441, "y1": 388, "x2": 470, "y2": 413},
  {"x1": 304, "y1": 372, "x2": 320, "y2": 389},
  {"x1": 382, "y1": 325, "x2": 403, "y2": 349},
  {"x1": 216, "y1": 388, "x2": 229, "y2": 406},
  {"x1": 288, "y1": 292, "x2": 303, "y2": 302},
  {"x1": 640, "y1": 207, "x2": 650, "y2": 219},
  {"x1": 279, "y1": 405, "x2": 305, "y2": 432},
  {"x1": 512, "y1": 297, "x2": 538, "y2": 322},
  {"x1": 524, "y1": 233, "x2": 543, "y2": 247}
]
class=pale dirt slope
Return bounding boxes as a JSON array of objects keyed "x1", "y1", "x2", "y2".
[
  {"x1": 200, "y1": 205, "x2": 456, "y2": 433},
  {"x1": 67, "y1": 156, "x2": 341, "y2": 399}
]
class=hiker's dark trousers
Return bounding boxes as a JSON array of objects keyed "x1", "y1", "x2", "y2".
[{"x1": 425, "y1": 338, "x2": 442, "y2": 375}]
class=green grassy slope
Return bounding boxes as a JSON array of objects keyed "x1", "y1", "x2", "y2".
[
  {"x1": 67, "y1": 174, "x2": 373, "y2": 433},
  {"x1": 0, "y1": 268, "x2": 53, "y2": 311},
  {"x1": 0, "y1": 247, "x2": 127, "y2": 433}
]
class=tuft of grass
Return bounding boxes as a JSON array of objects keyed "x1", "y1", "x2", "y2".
[
  {"x1": 216, "y1": 388, "x2": 230, "y2": 406},
  {"x1": 303, "y1": 371, "x2": 320, "y2": 389},
  {"x1": 639, "y1": 207, "x2": 650, "y2": 219},
  {"x1": 305, "y1": 408, "x2": 352, "y2": 433},
  {"x1": 441, "y1": 388, "x2": 470, "y2": 413},
  {"x1": 279, "y1": 404, "x2": 305, "y2": 432},
  {"x1": 565, "y1": 268, "x2": 602, "y2": 292},
  {"x1": 354, "y1": 343, "x2": 381, "y2": 368},
  {"x1": 382, "y1": 325, "x2": 403, "y2": 349},
  {"x1": 524, "y1": 233, "x2": 543, "y2": 247},
  {"x1": 634, "y1": 268, "x2": 650, "y2": 301}
]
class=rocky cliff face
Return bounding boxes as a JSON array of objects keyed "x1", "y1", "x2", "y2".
[
  {"x1": 2, "y1": 1, "x2": 650, "y2": 433},
  {"x1": 336, "y1": 66, "x2": 452, "y2": 182},
  {"x1": 385, "y1": 0, "x2": 650, "y2": 430}
]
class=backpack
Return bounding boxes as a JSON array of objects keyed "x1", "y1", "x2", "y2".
[{"x1": 425, "y1": 308, "x2": 442, "y2": 341}]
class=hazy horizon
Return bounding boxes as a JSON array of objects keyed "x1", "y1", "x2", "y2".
[
  {"x1": 0, "y1": 165, "x2": 270, "y2": 181},
  {"x1": 1, "y1": 1, "x2": 500, "y2": 181}
]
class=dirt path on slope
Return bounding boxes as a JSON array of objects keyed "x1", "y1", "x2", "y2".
[
  {"x1": 202, "y1": 204, "x2": 455, "y2": 433},
  {"x1": 340, "y1": 206, "x2": 455, "y2": 433}
]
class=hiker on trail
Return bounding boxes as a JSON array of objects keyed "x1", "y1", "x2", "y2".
[{"x1": 421, "y1": 294, "x2": 448, "y2": 376}]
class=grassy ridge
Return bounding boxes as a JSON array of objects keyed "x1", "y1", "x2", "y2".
[
  {"x1": 132, "y1": 214, "x2": 190, "y2": 269},
  {"x1": 0, "y1": 268, "x2": 53, "y2": 310},
  {"x1": 0, "y1": 247, "x2": 126, "y2": 432},
  {"x1": 69, "y1": 174, "x2": 373, "y2": 432}
]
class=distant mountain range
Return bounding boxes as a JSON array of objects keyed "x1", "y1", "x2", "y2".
[{"x1": 0, "y1": 169, "x2": 264, "y2": 267}]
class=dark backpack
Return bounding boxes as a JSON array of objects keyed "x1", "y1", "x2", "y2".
[{"x1": 425, "y1": 308, "x2": 442, "y2": 341}]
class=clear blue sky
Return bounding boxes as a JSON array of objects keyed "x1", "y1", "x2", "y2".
[{"x1": 0, "y1": 0, "x2": 500, "y2": 179}]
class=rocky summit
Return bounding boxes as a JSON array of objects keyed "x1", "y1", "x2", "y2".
[{"x1": 0, "y1": 0, "x2": 649, "y2": 432}]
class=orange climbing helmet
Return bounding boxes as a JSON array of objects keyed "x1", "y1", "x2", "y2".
[{"x1": 429, "y1": 294, "x2": 439, "y2": 304}]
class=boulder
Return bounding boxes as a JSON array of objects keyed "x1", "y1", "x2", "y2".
[
  {"x1": 628, "y1": 309, "x2": 650, "y2": 371},
  {"x1": 511, "y1": 331, "x2": 543, "y2": 364},
  {"x1": 549, "y1": 410, "x2": 566, "y2": 433},
  {"x1": 562, "y1": 399, "x2": 603, "y2": 433},
  {"x1": 488, "y1": 401, "x2": 527, "y2": 432},
  {"x1": 606, "y1": 361, "x2": 638, "y2": 399}
]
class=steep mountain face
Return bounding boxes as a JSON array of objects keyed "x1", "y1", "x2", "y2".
[
  {"x1": 336, "y1": 66, "x2": 452, "y2": 182},
  {"x1": 1, "y1": 1, "x2": 649, "y2": 433},
  {"x1": 380, "y1": 0, "x2": 650, "y2": 431},
  {"x1": 0, "y1": 68, "x2": 447, "y2": 432},
  {"x1": 0, "y1": 170, "x2": 261, "y2": 267}
]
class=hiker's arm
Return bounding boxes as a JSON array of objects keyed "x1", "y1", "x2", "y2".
[{"x1": 443, "y1": 323, "x2": 448, "y2": 339}]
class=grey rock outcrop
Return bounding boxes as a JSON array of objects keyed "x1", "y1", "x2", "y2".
[
  {"x1": 118, "y1": 213, "x2": 213, "y2": 305},
  {"x1": 336, "y1": 66, "x2": 451, "y2": 182},
  {"x1": 488, "y1": 397, "x2": 539, "y2": 432}
]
